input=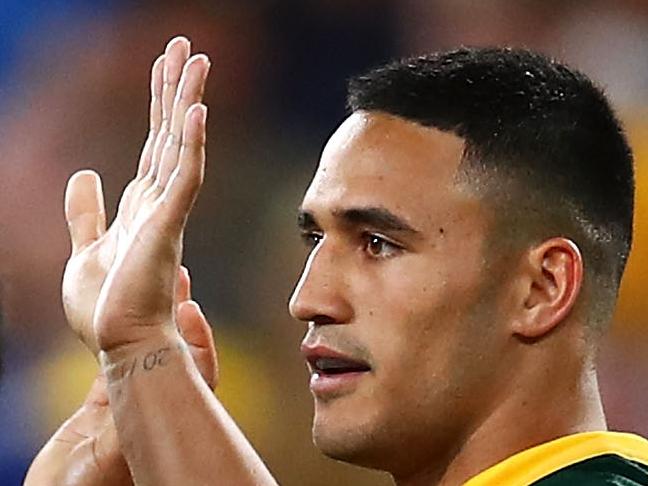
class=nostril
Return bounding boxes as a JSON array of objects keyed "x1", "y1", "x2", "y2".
[{"x1": 311, "y1": 314, "x2": 337, "y2": 326}]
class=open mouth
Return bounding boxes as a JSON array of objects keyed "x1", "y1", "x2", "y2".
[
  {"x1": 301, "y1": 343, "x2": 372, "y2": 397},
  {"x1": 309, "y1": 356, "x2": 371, "y2": 376}
]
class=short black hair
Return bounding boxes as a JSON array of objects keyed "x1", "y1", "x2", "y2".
[{"x1": 347, "y1": 47, "x2": 634, "y2": 326}]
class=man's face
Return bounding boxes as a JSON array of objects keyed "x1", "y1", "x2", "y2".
[{"x1": 289, "y1": 112, "x2": 508, "y2": 474}]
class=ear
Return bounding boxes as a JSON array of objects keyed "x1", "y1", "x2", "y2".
[{"x1": 510, "y1": 237, "x2": 583, "y2": 339}]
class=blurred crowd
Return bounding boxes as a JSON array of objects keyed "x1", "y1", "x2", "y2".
[{"x1": 0, "y1": 1, "x2": 647, "y2": 484}]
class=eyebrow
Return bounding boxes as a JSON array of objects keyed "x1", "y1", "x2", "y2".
[
  {"x1": 297, "y1": 210, "x2": 319, "y2": 231},
  {"x1": 297, "y1": 206, "x2": 421, "y2": 235}
]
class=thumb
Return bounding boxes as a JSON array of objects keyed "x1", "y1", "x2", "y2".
[{"x1": 65, "y1": 170, "x2": 107, "y2": 255}]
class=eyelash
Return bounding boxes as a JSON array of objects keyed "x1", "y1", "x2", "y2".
[
  {"x1": 299, "y1": 231, "x2": 403, "y2": 259},
  {"x1": 362, "y1": 233, "x2": 403, "y2": 259},
  {"x1": 300, "y1": 231, "x2": 323, "y2": 248}
]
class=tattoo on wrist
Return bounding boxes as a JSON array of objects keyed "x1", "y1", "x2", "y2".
[{"x1": 108, "y1": 346, "x2": 173, "y2": 381}]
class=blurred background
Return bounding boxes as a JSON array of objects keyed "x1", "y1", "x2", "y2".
[{"x1": 1, "y1": 0, "x2": 647, "y2": 484}]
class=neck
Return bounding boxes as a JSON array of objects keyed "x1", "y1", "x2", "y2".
[{"x1": 393, "y1": 341, "x2": 606, "y2": 486}]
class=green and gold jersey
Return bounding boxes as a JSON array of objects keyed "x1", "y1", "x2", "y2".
[{"x1": 465, "y1": 431, "x2": 648, "y2": 485}]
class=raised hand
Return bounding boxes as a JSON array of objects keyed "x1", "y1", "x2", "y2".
[
  {"x1": 54, "y1": 34, "x2": 275, "y2": 485},
  {"x1": 26, "y1": 37, "x2": 219, "y2": 486},
  {"x1": 92, "y1": 62, "x2": 208, "y2": 355},
  {"x1": 62, "y1": 36, "x2": 209, "y2": 356}
]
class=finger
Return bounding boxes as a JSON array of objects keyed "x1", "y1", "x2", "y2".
[
  {"x1": 162, "y1": 103, "x2": 207, "y2": 227},
  {"x1": 136, "y1": 54, "x2": 165, "y2": 178},
  {"x1": 65, "y1": 170, "x2": 107, "y2": 255},
  {"x1": 147, "y1": 123, "x2": 170, "y2": 185},
  {"x1": 157, "y1": 54, "x2": 210, "y2": 187},
  {"x1": 162, "y1": 37, "x2": 190, "y2": 131},
  {"x1": 175, "y1": 266, "x2": 191, "y2": 304},
  {"x1": 171, "y1": 54, "x2": 210, "y2": 141},
  {"x1": 147, "y1": 37, "x2": 190, "y2": 182},
  {"x1": 150, "y1": 54, "x2": 166, "y2": 135},
  {"x1": 156, "y1": 130, "x2": 182, "y2": 191},
  {"x1": 177, "y1": 300, "x2": 218, "y2": 389}
]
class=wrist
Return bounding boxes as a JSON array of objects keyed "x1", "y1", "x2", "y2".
[{"x1": 99, "y1": 326, "x2": 187, "y2": 383}]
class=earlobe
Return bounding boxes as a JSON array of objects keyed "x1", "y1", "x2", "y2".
[{"x1": 512, "y1": 238, "x2": 583, "y2": 339}]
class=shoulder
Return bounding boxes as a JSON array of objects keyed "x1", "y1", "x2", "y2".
[{"x1": 532, "y1": 454, "x2": 648, "y2": 486}]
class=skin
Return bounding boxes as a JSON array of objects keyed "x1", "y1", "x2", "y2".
[
  {"x1": 82, "y1": 35, "x2": 277, "y2": 485},
  {"x1": 24, "y1": 270, "x2": 217, "y2": 486},
  {"x1": 291, "y1": 112, "x2": 498, "y2": 469},
  {"x1": 289, "y1": 111, "x2": 607, "y2": 485},
  {"x1": 27, "y1": 38, "x2": 609, "y2": 485},
  {"x1": 25, "y1": 37, "x2": 219, "y2": 486}
]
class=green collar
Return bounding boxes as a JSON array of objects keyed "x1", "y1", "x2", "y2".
[{"x1": 465, "y1": 431, "x2": 648, "y2": 485}]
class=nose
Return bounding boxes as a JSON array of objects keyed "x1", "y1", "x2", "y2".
[{"x1": 288, "y1": 240, "x2": 354, "y2": 325}]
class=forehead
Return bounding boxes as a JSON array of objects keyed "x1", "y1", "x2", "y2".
[{"x1": 302, "y1": 111, "x2": 469, "y2": 223}]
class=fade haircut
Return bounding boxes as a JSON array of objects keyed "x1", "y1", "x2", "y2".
[{"x1": 347, "y1": 47, "x2": 634, "y2": 330}]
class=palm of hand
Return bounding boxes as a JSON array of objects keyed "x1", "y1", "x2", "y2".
[
  {"x1": 62, "y1": 218, "x2": 118, "y2": 357},
  {"x1": 62, "y1": 175, "x2": 166, "y2": 356}
]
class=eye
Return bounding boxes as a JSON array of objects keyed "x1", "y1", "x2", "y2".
[
  {"x1": 363, "y1": 233, "x2": 402, "y2": 259},
  {"x1": 300, "y1": 231, "x2": 323, "y2": 249}
]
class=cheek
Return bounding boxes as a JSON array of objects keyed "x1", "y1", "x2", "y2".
[
  {"x1": 356, "y1": 253, "x2": 490, "y2": 402},
  {"x1": 369, "y1": 299, "x2": 460, "y2": 402},
  {"x1": 355, "y1": 251, "x2": 483, "y2": 339}
]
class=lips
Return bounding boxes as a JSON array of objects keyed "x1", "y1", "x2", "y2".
[
  {"x1": 301, "y1": 344, "x2": 372, "y2": 399},
  {"x1": 301, "y1": 345, "x2": 372, "y2": 376},
  {"x1": 309, "y1": 356, "x2": 371, "y2": 375}
]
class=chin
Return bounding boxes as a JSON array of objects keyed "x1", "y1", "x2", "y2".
[
  {"x1": 313, "y1": 428, "x2": 372, "y2": 466},
  {"x1": 311, "y1": 404, "x2": 386, "y2": 470}
]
